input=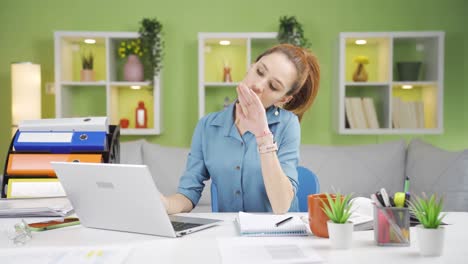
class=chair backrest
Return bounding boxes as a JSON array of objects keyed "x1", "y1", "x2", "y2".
[
  {"x1": 211, "y1": 182, "x2": 219, "y2": 212},
  {"x1": 211, "y1": 166, "x2": 320, "y2": 212},
  {"x1": 297, "y1": 166, "x2": 320, "y2": 212}
]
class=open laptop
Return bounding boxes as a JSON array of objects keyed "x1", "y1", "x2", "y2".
[{"x1": 51, "y1": 162, "x2": 221, "y2": 238}]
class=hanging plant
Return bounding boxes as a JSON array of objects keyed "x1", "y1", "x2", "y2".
[
  {"x1": 277, "y1": 16, "x2": 310, "y2": 48},
  {"x1": 138, "y1": 17, "x2": 164, "y2": 78}
]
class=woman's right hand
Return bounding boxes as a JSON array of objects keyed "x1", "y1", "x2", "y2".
[{"x1": 160, "y1": 194, "x2": 169, "y2": 211}]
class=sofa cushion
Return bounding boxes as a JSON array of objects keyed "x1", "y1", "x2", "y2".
[
  {"x1": 406, "y1": 139, "x2": 468, "y2": 211},
  {"x1": 120, "y1": 139, "x2": 145, "y2": 164},
  {"x1": 300, "y1": 140, "x2": 406, "y2": 198},
  {"x1": 142, "y1": 142, "x2": 212, "y2": 207}
]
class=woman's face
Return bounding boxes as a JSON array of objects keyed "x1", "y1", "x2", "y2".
[{"x1": 242, "y1": 52, "x2": 297, "y2": 108}]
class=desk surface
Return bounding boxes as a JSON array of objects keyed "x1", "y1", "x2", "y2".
[{"x1": 1, "y1": 212, "x2": 468, "y2": 263}]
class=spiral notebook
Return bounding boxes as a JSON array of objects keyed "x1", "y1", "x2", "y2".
[{"x1": 237, "y1": 212, "x2": 307, "y2": 237}]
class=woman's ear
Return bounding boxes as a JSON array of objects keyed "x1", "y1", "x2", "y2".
[{"x1": 277, "y1": 95, "x2": 293, "y2": 106}]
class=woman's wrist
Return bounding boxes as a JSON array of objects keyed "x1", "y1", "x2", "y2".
[{"x1": 256, "y1": 132, "x2": 273, "y2": 146}]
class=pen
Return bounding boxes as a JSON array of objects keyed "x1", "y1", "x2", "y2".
[
  {"x1": 275, "y1": 216, "x2": 293, "y2": 227},
  {"x1": 404, "y1": 177, "x2": 410, "y2": 193}
]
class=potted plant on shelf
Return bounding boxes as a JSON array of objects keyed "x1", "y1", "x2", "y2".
[
  {"x1": 138, "y1": 17, "x2": 164, "y2": 80},
  {"x1": 118, "y1": 39, "x2": 144, "y2": 82},
  {"x1": 81, "y1": 52, "x2": 94, "y2": 81},
  {"x1": 277, "y1": 16, "x2": 310, "y2": 48},
  {"x1": 321, "y1": 192, "x2": 354, "y2": 249},
  {"x1": 408, "y1": 193, "x2": 446, "y2": 257}
]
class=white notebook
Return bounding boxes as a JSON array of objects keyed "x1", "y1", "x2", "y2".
[{"x1": 237, "y1": 212, "x2": 307, "y2": 237}]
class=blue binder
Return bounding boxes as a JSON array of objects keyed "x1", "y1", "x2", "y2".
[{"x1": 13, "y1": 131, "x2": 107, "y2": 154}]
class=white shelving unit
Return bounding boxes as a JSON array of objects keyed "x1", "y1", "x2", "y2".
[
  {"x1": 198, "y1": 32, "x2": 278, "y2": 119},
  {"x1": 336, "y1": 31, "x2": 444, "y2": 134},
  {"x1": 54, "y1": 31, "x2": 162, "y2": 135}
]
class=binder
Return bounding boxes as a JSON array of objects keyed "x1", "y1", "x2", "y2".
[
  {"x1": 13, "y1": 131, "x2": 107, "y2": 153},
  {"x1": 6, "y1": 178, "x2": 66, "y2": 198},
  {"x1": 19, "y1": 116, "x2": 108, "y2": 133},
  {"x1": 237, "y1": 212, "x2": 307, "y2": 236},
  {"x1": 7, "y1": 153, "x2": 102, "y2": 176}
]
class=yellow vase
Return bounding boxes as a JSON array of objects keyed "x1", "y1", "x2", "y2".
[{"x1": 353, "y1": 63, "x2": 368, "y2": 82}]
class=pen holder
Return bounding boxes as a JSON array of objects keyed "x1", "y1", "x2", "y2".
[{"x1": 373, "y1": 205, "x2": 410, "y2": 246}]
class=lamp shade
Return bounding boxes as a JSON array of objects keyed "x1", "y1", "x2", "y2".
[{"x1": 11, "y1": 62, "x2": 41, "y2": 128}]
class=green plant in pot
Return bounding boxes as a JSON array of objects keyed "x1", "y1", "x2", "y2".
[
  {"x1": 277, "y1": 16, "x2": 310, "y2": 48},
  {"x1": 408, "y1": 193, "x2": 446, "y2": 256},
  {"x1": 138, "y1": 17, "x2": 164, "y2": 80},
  {"x1": 321, "y1": 192, "x2": 354, "y2": 249},
  {"x1": 80, "y1": 52, "x2": 94, "y2": 81}
]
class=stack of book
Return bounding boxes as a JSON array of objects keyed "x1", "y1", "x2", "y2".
[
  {"x1": 345, "y1": 97, "x2": 380, "y2": 129},
  {"x1": 1, "y1": 117, "x2": 120, "y2": 198},
  {"x1": 392, "y1": 97, "x2": 426, "y2": 129}
]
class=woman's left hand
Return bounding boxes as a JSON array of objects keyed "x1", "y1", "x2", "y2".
[{"x1": 236, "y1": 83, "x2": 269, "y2": 136}]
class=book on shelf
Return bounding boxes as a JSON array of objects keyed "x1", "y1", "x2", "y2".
[
  {"x1": 392, "y1": 97, "x2": 401, "y2": 128},
  {"x1": 349, "y1": 97, "x2": 368, "y2": 129},
  {"x1": 345, "y1": 98, "x2": 357, "y2": 129},
  {"x1": 362, "y1": 97, "x2": 380, "y2": 129},
  {"x1": 237, "y1": 212, "x2": 307, "y2": 237}
]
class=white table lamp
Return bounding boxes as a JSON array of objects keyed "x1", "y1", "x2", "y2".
[{"x1": 11, "y1": 62, "x2": 41, "y2": 135}]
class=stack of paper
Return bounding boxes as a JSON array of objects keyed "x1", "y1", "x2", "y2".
[
  {"x1": 0, "y1": 197, "x2": 73, "y2": 217},
  {"x1": 237, "y1": 212, "x2": 307, "y2": 236}
]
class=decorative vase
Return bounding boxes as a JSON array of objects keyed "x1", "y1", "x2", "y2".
[
  {"x1": 416, "y1": 225, "x2": 445, "y2": 256},
  {"x1": 327, "y1": 221, "x2": 353, "y2": 249},
  {"x1": 352, "y1": 63, "x2": 368, "y2": 82},
  {"x1": 80, "y1": 69, "x2": 95, "y2": 82},
  {"x1": 308, "y1": 193, "x2": 336, "y2": 238},
  {"x1": 119, "y1": 118, "x2": 129, "y2": 128},
  {"x1": 223, "y1": 66, "x2": 232, "y2": 82},
  {"x1": 397, "y1": 62, "x2": 422, "y2": 81},
  {"x1": 124, "y1": 54, "x2": 144, "y2": 82}
]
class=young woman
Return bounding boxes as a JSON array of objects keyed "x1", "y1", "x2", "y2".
[{"x1": 162, "y1": 44, "x2": 320, "y2": 214}]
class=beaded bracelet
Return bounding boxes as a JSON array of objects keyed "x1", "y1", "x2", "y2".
[
  {"x1": 255, "y1": 129, "x2": 272, "y2": 139},
  {"x1": 258, "y1": 141, "x2": 278, "y2": 154}
]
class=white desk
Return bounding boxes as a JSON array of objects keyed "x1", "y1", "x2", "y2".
[{"x1": 1, "y1": 212, "x2": 467, "y2": 263}]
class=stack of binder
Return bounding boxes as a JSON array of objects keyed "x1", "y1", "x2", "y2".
[{"x1": 1, "y1": 117, "x2": 120, "y2": 198}]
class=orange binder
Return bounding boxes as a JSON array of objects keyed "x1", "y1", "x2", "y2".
[{"x1": 6, "y1": 154, "x2": 102, "y2": 177}]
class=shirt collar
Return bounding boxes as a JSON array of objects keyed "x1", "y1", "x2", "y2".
[{"x1": 210, "y1": 103, "x2": 282, "y2": 138}]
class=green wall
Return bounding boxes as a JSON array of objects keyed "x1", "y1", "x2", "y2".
[{"x1": 0, "y1": 0, "x2": 467, "y2": 170}]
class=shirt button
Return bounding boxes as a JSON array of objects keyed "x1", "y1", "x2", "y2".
[
  {"x1": 241, "y1": 142, "x2": 244, "y2": 146},
  {"x1": 235, "y1": 166, "x2": 240, "y2": 170},
  {"x1": 235, "y1": 190, "x2": 241, "y2": 195}
]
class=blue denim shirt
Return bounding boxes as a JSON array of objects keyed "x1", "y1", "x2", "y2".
[{"x1": 177, "y1": 103, "x2": 300, "y2": 212}]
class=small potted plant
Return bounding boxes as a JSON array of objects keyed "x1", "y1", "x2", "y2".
[
  {"x1": 138, "y1": 17, "x2": 164, "y2": 79},
  {"x1": 81, "y1": 52, "x2": 94, "y2": 81},
  {"x1": 408, "y1": 193, "x2": 446, "y2": 257},
  {"x1": 277, "y1": 16, "x2": 310, "y2": 48},
  {"x1": 321, "y1": 192, "x2": 354, "y2": 249}
]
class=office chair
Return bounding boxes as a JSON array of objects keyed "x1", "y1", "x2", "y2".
[
  {"x1": 211, "y1": 166, "x2": 320, "y2": 212},
  {"x1": 296, "y1": 165, "x2": 320, "y2": 212}
]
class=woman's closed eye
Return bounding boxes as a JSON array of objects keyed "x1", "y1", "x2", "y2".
[{"x1": 256, "y1": 68, "x2": 264, "y2": 76}]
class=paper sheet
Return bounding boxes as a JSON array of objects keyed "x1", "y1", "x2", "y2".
[
  {"x1": 0, "y1": 246, "x2": 132, "y2": 264},
  {"x1": 217, "y1": 237, "x2": 323, "y2": 264}
]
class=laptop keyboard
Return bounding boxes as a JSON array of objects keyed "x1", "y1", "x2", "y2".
[{"x1": 171, "y1": 221, "x2": 203, "y2": 232}]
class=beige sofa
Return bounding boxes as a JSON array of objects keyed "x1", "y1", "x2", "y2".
[{"x1": 120, "y1": 139, "x2": 468, "y2": 212}]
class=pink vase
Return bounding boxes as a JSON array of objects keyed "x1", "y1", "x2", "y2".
[{"x1": 124, "y1": 54, "x2": 144, "y2": 82}]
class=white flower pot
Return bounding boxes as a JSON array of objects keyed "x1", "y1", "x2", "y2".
[
  {"x1": 327, "y1": 221, "x2": 353, "y2": 249},
  {"x1": 416, "y1": 225, "x2": 445, "y2": 257}
]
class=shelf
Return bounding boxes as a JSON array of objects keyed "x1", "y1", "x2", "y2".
[
  {"x1": 121, "y1": 128, "x2": 160, "y2": 135},
  {"x1": 337, "y1": 31, "x2": 444, "y2": 134},
  {"x1": 204, "y1": 82, "x2": 239, "y2": 87},
  {"x1": 198, "y1": 32, "x2": 278, "y2": 118},
  {"x1": 345, "y1": 82, "x2": 389, "y2": 86},
  {"x1": 55, "y1": 31, "x2": 162, "y2": 135},
  {"x1": 61, "y1": 81, "x2": 107, "y2": 86}
]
